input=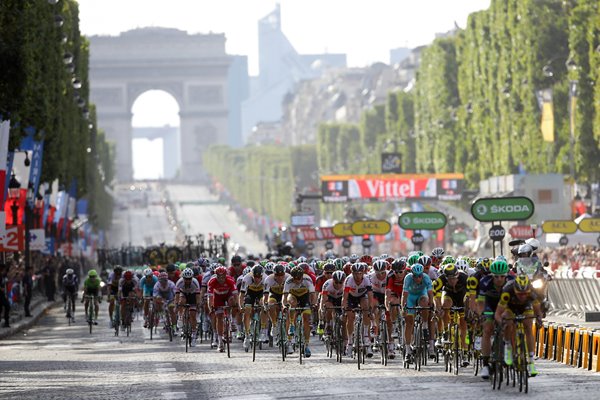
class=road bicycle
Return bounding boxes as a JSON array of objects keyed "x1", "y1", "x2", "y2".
[
  {"x1": 504, "y1": 314, "x2": 534, "y2": 393},
  {"x1": 277, "y1": 306, "x2": 288, "y2": 362},
  {"x1": 249, "y1": 304, "x2": 263, "y2": 362},
  {"x1": 350, "y1": 306, "x2": 367, "y2": 370},
  {"x1": 490, "y1": 322, "x2": 505, "y2": 390},
  {"x1": 325, "y1": 306, "x2": 344, "y2": 363},
  {"x1": 290, "y1": 306, "x2": 311, "y2": 365},
  {"x1": 84, "y1": 295, "x2": 97, "y2": 334},
  {"x1": 442, "y1": 306, "x2": 464, "y2": 375},
  {"x1": 179, "y1": 304, "x2": 193, "y2": 352},
  {"x1": 404, "y1": 306, "x2": 431, "y2": 371},
  {"x1": 376, "y1": 305, "x2": 389, "y2": 366},
  {"x1": 65, "y1": 293, "x2": 75, "y2": 326}
]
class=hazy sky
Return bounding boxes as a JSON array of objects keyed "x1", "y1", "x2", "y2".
[
  {"x1": 77, "y1": 0, "x2": 491, "y2": 179},
  {"x1": 78, "y1": 0, "x2": 490, "y2": 75}
]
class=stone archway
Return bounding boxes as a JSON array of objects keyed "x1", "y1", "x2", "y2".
[{"x1": 89, "y1": 27, "x2": 231, "y2": 182}]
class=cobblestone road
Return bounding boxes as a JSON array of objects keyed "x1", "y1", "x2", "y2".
[{"x1": 1, "y1": 306, "x2": 599, "y2": 400}]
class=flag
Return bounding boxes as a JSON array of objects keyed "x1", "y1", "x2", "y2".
[
  {"x1": 539, "y1": 88, "x2": 554, "y2": 142},
  {"x1": 0, "y1": 119, "x2": 10, "y2": 208},
  {"x1": 28, "y1": 140, "x2": 44, "y2": 206}
]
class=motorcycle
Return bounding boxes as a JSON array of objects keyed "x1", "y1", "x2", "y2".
[{"x1": 515, "y1": 257, "x2": 553, "y2": 317}]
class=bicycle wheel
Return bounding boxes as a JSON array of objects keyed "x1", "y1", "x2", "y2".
[
  {"x1": 149, "y1": 306, "x2": 155, "y2": 340},
  {"x1": 380, "y1": 319, "x2": 388, "y2": 366},
  {"x1": 225, "y1": 316, "x2": 231, "y2": 358},
  {"x1": 166, "y1": 311, "x2": 173, "y2": 342},
  {"x1": 414, "y1": 322, "x2": 422, "y2": 371},
  {"x1": 280, "y1": 317, "x2": 287, "y2": 362},
  {"x1": 252, "y1": 317, "x2": 259, "y2": 362},
  {"x1": 298, "y1": 316, "x2": 304, "y2": 365},
  {"x1": 88, "y1": 299, "x2": 94, "y2": 335},
  {"x1": 453, "y1": 325, "x2": 459, "y2": 375},
  {"x1": 518, "y1": 332, "x2": 528, "y2": 393},
  {"x1": 335, "y1": 317, "x2": 343, "y2": 363}
]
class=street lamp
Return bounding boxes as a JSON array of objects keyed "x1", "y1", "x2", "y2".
[{"x1": 8, "y1": 173, "x2": 21, "y2": 224}]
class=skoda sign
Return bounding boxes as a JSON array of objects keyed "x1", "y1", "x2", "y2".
[
  {"x1": 398, "y1": 212, "x2": 447, "y2": 230},
  {"x1": 471, "y1": 196, "x2": 534, "y2": 222}
]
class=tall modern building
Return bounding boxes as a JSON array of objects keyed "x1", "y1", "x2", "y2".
[
  {"x1": 241, "y1": 4, "x2": 347, "y2": 143},
  {"x1": 227, "y1": 55, "x2": 249, "y2": 147}
]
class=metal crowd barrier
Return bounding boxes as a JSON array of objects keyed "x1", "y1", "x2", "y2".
[
  {"x1": 547, "y1": 267, "x2": 600, "y2": 319},
  {"x1": 535, "y1": 322, "x2": 600, "y2": 373}
]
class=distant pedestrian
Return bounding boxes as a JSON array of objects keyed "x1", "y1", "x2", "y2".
[
  {"x1": 0, "y1": 264, "x2": 10, "y2": 327},
  {"x1": 22, "y1": 267, "x2": 33, "y2": 317},
  {"x1": 43, "y1": 264, "x2": 56, "y2": 302}
]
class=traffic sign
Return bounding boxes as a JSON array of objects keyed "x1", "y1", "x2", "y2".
[
  {"x1": 471, "y1": 196, "x2": 534, "y2": 222},
  {"x1": 332, "y1": 223, "x2": 353, "y2": 237},
  {"x1": 411, "y1": 233, "x2": 425, "y2": 245},
  {"x1": 489, "y1": 225, "x2": 506, "y2": 241},
  {"x1": 559, "y1": 236, "x2": 569, "y2": 246},
  {"x1": 351, "y1": 220, "x2": 391, "y2": 235},
  {"x1": 398, "y1": 212, "x2": 447, "y2": 230},
  {"x1": 361, "y1": 237, "x2": 372, "y2": 248},
  {"x1": 542, "y1": 220, "x2": 578, "y2": 234},
  {"x1": 342, "y1": 238, "x2": 352, "y2": 248},
  {"x1": 29, "y1": 228, "x2": 46, "y2": 251},
  {"x1": 325, "y1": 241, "x2": 334, "y2": 250},
  {"x1": 578, "y1": 218, "x2": 600, "y2": 233}
]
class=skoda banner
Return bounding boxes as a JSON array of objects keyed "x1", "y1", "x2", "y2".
[
  {"x1": 471, "y1": 196, "x2": 534, "y2": 222},
  {"x1": 398, "y1": 212, "x2": 447, "y2": 230}
]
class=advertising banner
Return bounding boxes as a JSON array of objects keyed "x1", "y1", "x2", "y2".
[{"x1": 321, "y1": 174, "x2": 464, "y2": 202}]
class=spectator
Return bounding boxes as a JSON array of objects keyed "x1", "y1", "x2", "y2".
[
  {"x1": 22, "y1": 267, "x2": 33, "y2": 317},
  {"x1": 43, "y1": 261, "x2": 56, "y2": 302},
  {"x1": 0, "y1": 264, "x2": 10, "y2": 327}
]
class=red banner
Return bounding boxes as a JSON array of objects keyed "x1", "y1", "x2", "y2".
[
  {"x1": 290, "y1": 227, "x2": 337, "y2": 242},
  {"x1": 321, "y1": 174, "x2": 463, "y2": 202}
]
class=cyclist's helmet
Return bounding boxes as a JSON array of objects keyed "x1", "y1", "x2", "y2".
[
  {"x1": 411, "y1": 263, "x2": 424, "y2": 276},
  {"x1": 273, "y1": 264, "x2": 286, "y2": 276},
  {"x1": 442, "y1": 255, "x2": 455, "y2": 265},
  {"x1": 391, "y1": 258, "x2": 407, "y2": 272},
  {"x1": 144, "y1": 268, "x2": 153, "y2": 277},
  {"x1": 114, "y1": 266, "x2": 123, "y2": 274},
  {"x1": 242, "y1": 266, "x2": 252, "y2": 275},
  {"x1": 495, "y1": 255, "x2": 507, "y2": 263},
  {"x1": 517, "y1": 244, "x2": 533, "y2": 257},
  {"x1": 88, "y1": 269, "x2": 98, "y2": 277},
  {"x1": 349, "y1": 254, "x2": 359, "y2": 263},
  {"x1": 490, "y1": 260, "x2": 509, "y2": 276},
  {"x1": 407, "y1": 253, "x2": 420, "y2": 266},
  {"x1": 525, "y1": 238, "x2": 540, "y2": 253},
  {"x1": 214, "y1": 266, "x2": 227, "y2": 276},
  {"x1": 351, "y1": 262, "x2": 368, "y2": 273},
  {"x1": 359, "y1": 255, "x2": 373, "y2": 266},
  {"x1": 455, "y1": 258, "x2": 469, "y2": 272},
  {"x1": 66, "y1": 268, "x2": 74, "y2": 275},
  {"x1": 252, "y1": 265, "x2": 264, "y2": 277},
  {"x1": 442, "y1": 263, "x2": 457, "y2": 277},
  {"x1": 480, "y1": 257, "x2": 492, "y2": 271},
  {"x1": 334, "y1": 258, "x2": 345, "y2": 271},
  {"x1": 323, "y1": 262, "x2": 336, "y2": 273},
  {"x1": 182, "y1": 268, "x2": 194, "y2": 279},
  {"x1": 166, "y1": 264, "x2": 176, "y2": 273},
  {"x1": 178, "y1": 262, "x2": 186, "y2": 271},
  {"x1": 290, "y1": 266, "x2": 304, "y2": 279},
  {"x1": 514, "y1": 274, "x2": 531, "y2": 292},
  {"x1": 158, "y1": 272, "x2": 168, "y2": 282},
  {"x1": 297, "y1": 262, "x2": 310, "y2": 273},
  {"x1": 417, "y1": 255, "x2": 432, "y2": 268},
  {"x1": 231, "y1": 255, "x2": 242, "y2": 265},
  {"x1": 192, "y1": 266, "x2": 201, "y2": 276},
  {"x1": 373, "y1": 259, "x2": 389, "y2": 272},
  {"x1": 123, "y1": 271, "x2": 133, "y2": 280},
  {"x1": 297, "y1": 256, "x2": 307, "y2": 264},
  {"x1": 332, "y1": 271, "x2": 346, "y2": 283},
  {"x1": 264, "y1": 262, "x2": 274, "y2": 275},
  {"x1": 431, "y1": 247, "x2": 445, "y2": 258}
]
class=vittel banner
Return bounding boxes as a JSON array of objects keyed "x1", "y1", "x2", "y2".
[{"x1": 320, "y1": 174, "x2": 464, "y2": 202}]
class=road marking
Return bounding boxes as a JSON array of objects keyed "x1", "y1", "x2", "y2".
[
  {"x1": 162, "y1": 393, "x2": 187, "y2": 399},
  {"x1": 156, "y1": 367, "x2": 177, "y2": 372}
]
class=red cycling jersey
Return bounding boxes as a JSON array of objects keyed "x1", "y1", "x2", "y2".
[
  {"x1": 386, "y1": 272, "x2": 404, "y2": 297},
  {"x1": 207, "y1": 275, "x2": 238, "y2": 307},
  {"x1": 315, "y1": 274, "x2": 328, "y2": 292}
]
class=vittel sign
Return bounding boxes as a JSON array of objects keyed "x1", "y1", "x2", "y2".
[{"x1": 471, "y1": 196, "x2": 535, "y2": 222}]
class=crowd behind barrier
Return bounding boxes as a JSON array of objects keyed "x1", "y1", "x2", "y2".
[{"x1": 0, "y1": 254, "x2": 92, "y2": 329}]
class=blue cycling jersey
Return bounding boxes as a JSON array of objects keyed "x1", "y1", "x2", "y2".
[
  {"x1": 403, "y1": 273, "x2": 432, "y2": 295},
  {"x1": 140, "y1": 275, "x2": 158, "y2": 296}
]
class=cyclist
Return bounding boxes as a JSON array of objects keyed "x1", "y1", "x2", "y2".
[
  {"x1": 107, "y1": 266, "x2": 123, "y2": 326},
  {"x1": 315, "y1": 262, "x2": 335, "y2": 335},
  {"x1": 283, "y1": 265, "x2": 316, "y2": 358},
  {"x1": 431, "y1": 247, "x2": 445, "y2": 268},
  {"x1": 62, "y1": 268, "x2": 79, "y2": 321},
  {"x1": 153, "y1": 272, "x2": 177, "y2": 333},
  {"x1": 495, "y1": 273, "x2": 543, "y2": 377},
  {"x1": 385, "y1": 258, "x2": 408, "y2": 358},
  {"x1": 263, "y1": 263, "x2": 289, "y2": 339},
  {"x1": 477, "y1": 259, "x2": 514, "y2": 379},
  {"x1": 240, "y1": 265, "x2": 268, "y2": 350},
  {"x1": 140, "y1": 267, "x2": 159, "y2": 328},
  {"x1": 228, "y1": 255, "x2": 245, "y2": 279},
  {"x1": 320, "y1": 270, "x2": 346, "y2": 339},
  {"x1": 175, "y1": 268, "x2": 201, "y2": 347},
  {"x1": 118, "y1": 270, "x2": 140, "y2": 329},
  {"x1": 432, "y1": 263, "x2": 470, "y2": 366},
  {"x1": 82, "y1": 269, "x2": 102, "y2": 325},
  {"x1": 419, "y1": 255, "x2": 439, "y2": 281},
  {"x1": 207, "y1": 266, "x2": 240, "y2": 352},
  {"x1": 342, "y1": 262, "x2": 373, "y2": 358},
  {"x1": 401, "y1": 263, "x2": 433, "y2": 364},
  {"x1": 369, "y1": 259, "x2": 389, "y2": 347}
]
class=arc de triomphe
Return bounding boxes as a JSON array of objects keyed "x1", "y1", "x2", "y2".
[{"x1": 89, "y1": 28, "x2": 231, "y2": 182}]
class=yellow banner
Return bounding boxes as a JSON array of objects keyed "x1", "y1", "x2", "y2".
[
  {"x1": 332, "y1": 223, "x2": 353, "y2": 237},
  {"x1": 542, "y1": 220, "x2": 578, "y2": 234},
  {"x1": 541, "y1": 102, "x2": 554, "y2": 142},
  {"x1": 351, "y1": 220, "x2": 391, "y2": 235},
  {"x1": 578, "y1": 218, "x2": 600, "y2": 233}
]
